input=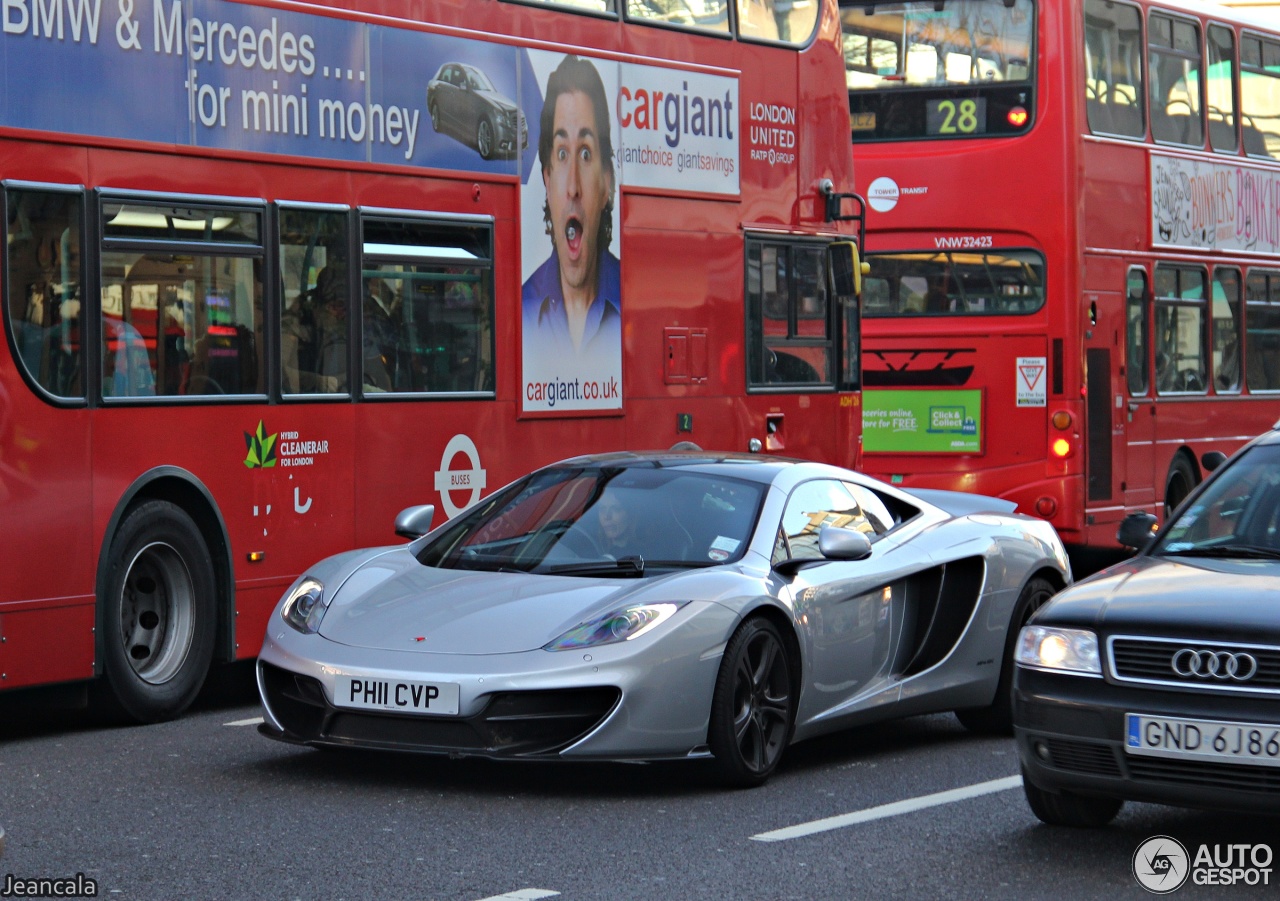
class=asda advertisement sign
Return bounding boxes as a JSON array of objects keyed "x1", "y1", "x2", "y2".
[{"x1": 863, "y1": 389, "x2": 982, "y2": 453}]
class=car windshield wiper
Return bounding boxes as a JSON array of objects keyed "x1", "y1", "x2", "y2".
[
  {"x1": 538, "y1": 556, "x2": 646, "y2": 577},
  {"x1": 1163, "y1": 544, "x2": 1280, "y2": 560}
]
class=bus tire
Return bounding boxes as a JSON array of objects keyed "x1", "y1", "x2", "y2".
[
  {"x1": 100, "y1": 499, "x2": 216, "y2": 723},
  {"x1": 1164, "y1": 453, "x2": 1197, "y2": 518}
]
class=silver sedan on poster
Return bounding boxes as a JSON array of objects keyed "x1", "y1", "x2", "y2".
[{"x1": 257, "y1": 450, "x2": 1070, "y2": 786}]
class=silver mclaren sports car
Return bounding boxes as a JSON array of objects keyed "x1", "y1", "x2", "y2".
[{"x1": 257, "y1": 451, "x2": 1070, "y2": 786}]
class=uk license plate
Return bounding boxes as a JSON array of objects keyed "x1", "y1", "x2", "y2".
[
  {"x1": 1126, "y1": 713, "x2": 1280, "y2": 768},
  {"x1": 335, "y1": 675, "x2": 460, "y2": 715}
]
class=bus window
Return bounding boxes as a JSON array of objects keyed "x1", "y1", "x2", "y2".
[
  {"x1": 279, "y1": 207, "x2": 349, "y2": 396},
  {"x1": 746, "y1": 238, "x2": 834, "y2": 387},
  {"x1": 1154, "y1": 264, "x2": 1208, "y2": 394},
  {"x1": 738, "y1": 0, "x2": 817, "y2": 44},
  {"x1": 1148, "y1": 13, "x2": 1203, "y2": 147},
  {"x1": 360, "y1": 216, "x2": 495, "y2": 395},
  {"x1": 1214, "y1": 267, "x2": 1243, "y2": 393},
  {"x1": 100, "y1": 200, "x2": 264, "y2": 398},
  {"x1": 842, "y1": 0, "x2": 1036, "y2": 141},
  {"x1": 1126, "y1": 268, "x2": 1150, "y2": 396},
  {"x1": 626, "y1": 0, "x2": 730, "y2": 35},
  {"x1": 861, "y1": 249, "x2": 1045, "y2": 317},
  {"x1": 5, "y1": 188, "x2": 83, "y2": 400},
  {"x1": 1208, "y1": 25, "x2": 1239, "y2": 153},
  {"x1": 1242, "y1": 36, "x2": 1280, "y2": 159},
  {"x1": 524, "y1": 0, "x2": 616, "y2": 12},
  {"x1": 1246, "y1": 270, "x2": 1280, "y2": 391},
  {"x1": 1083, "y1": 0, "x2": 1145, "y2": 139}
]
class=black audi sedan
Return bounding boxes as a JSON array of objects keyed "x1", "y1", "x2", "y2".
[{"x1": 1014, "y1": 427, "x2": 1280, "y2": 826}]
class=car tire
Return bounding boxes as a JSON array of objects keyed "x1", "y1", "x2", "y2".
[
  {"x1": 1021, "y1": 768, "x2": 1122, "y2": 827},
  {"x1": 956, "y1": 576, "x2": 1056, "y2": 735},
  {"x1": 100, "y1": 499, "x2": 216, "y2": 723},
  {"x1": 1165, "y1": 453, "x2": 1197, "y2": 519},
  {"x1": 477, "y1": 117, "x2": 495, "y2": 160},
  {"x1": 708, "y1": 617, "x2": 795, "y2": 788},
  {"x1": 429, "y1": 100, "x2": 441, "y2": 132}
]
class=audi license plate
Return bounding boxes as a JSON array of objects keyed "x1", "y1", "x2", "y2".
[
  {"x1": 1126, "y1": 713, "x2": 1280, "y2": 768},
  {"x1": 335, "y1": 675, "x2": 460, "y2": 715}
]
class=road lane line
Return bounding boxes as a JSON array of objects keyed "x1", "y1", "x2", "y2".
[
  {"x1": 223, "y1": 716, "x2": 264, "y2": 727},
  {"x1": 473, "y1": 891, "x2": 560, "y2": 901},
  {"x1": 750, "y1": 774, "x2": 1022, "y2": 842}
]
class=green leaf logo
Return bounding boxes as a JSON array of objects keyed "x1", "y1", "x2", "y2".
[{"x1": 243, "y1": 421, "x2": 278, "y2": 469}]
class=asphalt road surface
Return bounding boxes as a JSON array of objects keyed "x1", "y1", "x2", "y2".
[{"x1": 2, "y1": 663, "x2": 1278, "y2": 900}]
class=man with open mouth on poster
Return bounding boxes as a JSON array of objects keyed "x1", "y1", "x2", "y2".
[{"x1": 521, "y1": 53, "x2": 622, "y2": 412}]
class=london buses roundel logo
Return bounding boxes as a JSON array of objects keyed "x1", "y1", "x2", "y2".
[
  {"x1": 867, "y1": 176, "x2": 901, "y2": 212},
  {"x1": 434, "y1": 434, "x2": 487, "y2": 518}
]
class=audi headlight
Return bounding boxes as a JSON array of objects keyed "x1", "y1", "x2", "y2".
[
  {"x1": 281, "y1": 577, "x2": 328, "y2": 634},
  {"x1": 545, "y1": 602, "x2": 687, "y2": 651},
  {"x1": 1016, "y1": 625, "x2": 1102, "y2": 676}
]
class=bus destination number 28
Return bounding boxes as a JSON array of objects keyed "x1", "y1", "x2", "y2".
[{"x1": 926, "y1": 98, "x2": 987, "y2": 136}]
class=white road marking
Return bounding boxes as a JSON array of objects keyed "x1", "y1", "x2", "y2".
[
  {"x1": 473, "y1": 891, "x2": 560, "y2": 901},
  {"x1": 223, "y1": 716, "x2": 264, "y2": 727},
  {"x1": 750, "y1": 774, "x2": 1022, "y2": 842}
]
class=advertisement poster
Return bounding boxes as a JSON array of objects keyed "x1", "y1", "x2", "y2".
[
  {"x1": 1152, "y1": 153, "x2": 1280, "y2": 254},
  {"x1": 863, "y1": 389, "x2": 983, "y2": 453},
  {"x1": 519, "y1": 50, "x2": 739, "y2": 414}
]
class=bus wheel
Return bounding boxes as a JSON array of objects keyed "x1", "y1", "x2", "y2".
[
  {"x1": 101, "y1": 500, "x2": 216, "y2": 723},
  {"x1": 1164, "y1": 454, "x2": 1197, "y2": 518}
]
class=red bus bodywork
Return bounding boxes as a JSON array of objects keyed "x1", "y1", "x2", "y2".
[
  {"x1": 0, "y1": 0, "x2": 860, "y2": 715},
  {"x1": 843, "y1": 0, "x2": 1280, "y2": 555}
]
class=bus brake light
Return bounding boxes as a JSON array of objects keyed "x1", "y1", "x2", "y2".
[
  {"x1": 1007, "y1": 107, "x2": 1029, "y2": 128},
  {"x1": 1051, "y1": 437, "x2": 1073, "y2": 458}
]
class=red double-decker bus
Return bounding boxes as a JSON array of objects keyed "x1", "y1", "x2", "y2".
[
  {"x1": 0, "y1": 0, "x2": 863, "y2": 720},
  {"x1": 840, "y1": 0, "x2": 1280, "y2": 561}
]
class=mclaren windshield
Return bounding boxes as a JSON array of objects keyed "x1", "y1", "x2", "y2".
[{"x1": 415, "y1": 463, "x2": 765, "y2": 575}]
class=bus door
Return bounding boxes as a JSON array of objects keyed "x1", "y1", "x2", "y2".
[
  {"x1": 1084, "y1": 286, "x2": 1123, "y2": 515},
  {"x1": 1122, "y1": 267, "x2": 1156, "y2": 511}
]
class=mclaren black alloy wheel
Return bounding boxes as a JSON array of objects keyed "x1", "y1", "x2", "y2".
[
  {"x1": 956, "y1": 576, "x2": 1057, "y2": 735},
  {"x1": 1021, "y1": 767, "x2": 1123, "y2": 827},
  {"x1": 100, "y1": 499, "x2": 216, "y2": 723},
  {"x1": 709, "y1": 617, "x2": 795, "y2": 788}
]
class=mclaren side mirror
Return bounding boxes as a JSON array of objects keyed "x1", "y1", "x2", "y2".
[
  {"x1": 395, "y1": 504, "x2": 436, "y2": 540},
  {"x1": 819, "y1": 525, "x2": 874, "y2": 561},
  {"x1": 773, "y1": 526, "x2": 873, "y2": 576},
  {"x1": 1117, "y1": 511, "x2": 1159, "y2": 551}
]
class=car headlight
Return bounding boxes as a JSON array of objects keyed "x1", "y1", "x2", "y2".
[
  {"x1": 280, "y1": 577, "x2": 328, "y2": 634},
  {"x1": 1015, "y1": 625, "x2": 1102, "y2": 676},
  {"x1": 545, "y1": 602, "x2": 687, "y2": 651}
]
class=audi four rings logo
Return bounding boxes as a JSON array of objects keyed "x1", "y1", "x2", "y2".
[{"x1": 1171, "y1": 648, "x2": 1259, "y2": 681}]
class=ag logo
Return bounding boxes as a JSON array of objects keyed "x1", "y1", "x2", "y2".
[
  {"x1": 434, "y1": 434, "x2": 487, "y2": 518},
  {"x1": 1133, "y1": 835, "x2": 1190, "y2": 893}
]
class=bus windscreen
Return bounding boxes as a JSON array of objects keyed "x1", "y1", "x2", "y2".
[{"x1": 841, "y1": 0, "x2": 1036, "y2": 141}]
